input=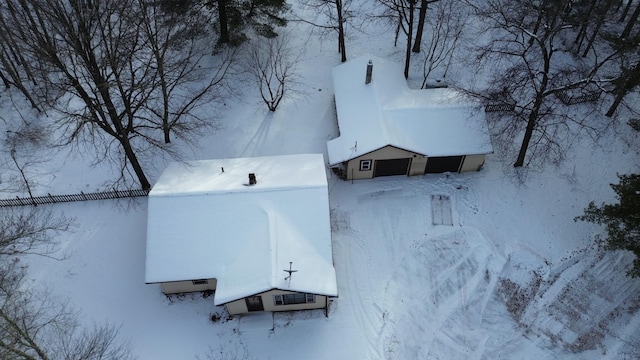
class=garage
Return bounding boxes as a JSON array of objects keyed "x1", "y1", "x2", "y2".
[
  {"x1": 425, "y1": 156, "x2": 464, "y2": 174},
  {"x1": 374, "y1": 158, "x2": 411, "y2": 177}
]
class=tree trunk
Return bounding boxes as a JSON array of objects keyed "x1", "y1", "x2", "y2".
[
  {"x1": 394, "y1": 16, "x2": 401, "y2": 46},
  {"x1": 620, "y1": 0, "x2": 634, "y2": 22},
  {"x1": 0, "y1": 70, "x2": 10, "y2": 88},
  {"x1": 514, "y1": 108, "x2": 538, "y2": 167},
  {"x1": 336, "y1": 0, "x2": 346, "y2": 62},
  {"x1": 515, "y1": 37, "x2": 550, "y2": 167},
  {"x1": 155, "y1": 37, "x2": 171, "y2": 144},
  {"x1": 529, "y1": 11, "x2": 544, "y2": 45},
  {"x1": 404, "y1": 0, "x2": 415, "y2": 79},
  {"x1": 582, "y1": 19, "x2": 603, "y2": 57},
  {"x1": 582, "y1": 0, "x2": 614, "y2": 57},
  {"x1": 120, "y1": 136, "x2": 151, "y2": 190},
  {"x1": 573, "y1": 0, "x2": 597, "y2": 51},
  {"x1": 620, "y1": 2, "x2": 640, "y2": 38},
  {"x1": 163, "y1": 121, "x2": 171, "y2": 143},
  {"x1": 412, "y1": 0, "x2": 427, "y2": 53},
  {"x1": 606, "y1": 88, "x2": 626, "y2": 117},
  {"x1": 217, "y1": 0, "x2": 230, "y2": 44}
]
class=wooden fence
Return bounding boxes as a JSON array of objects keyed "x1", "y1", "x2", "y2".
[
  {"x1": 485, "y1": 88, "x2": 602, "y2": 112},
  {"x1": 485, "y1": 103, "x2": 516, "y2": 112},
  {"x1": 556, "y1": 90, "x2": 602, "y2": 105},
  {"x1": 0, "y1": 188, "x2": 150, "y2": 207}
]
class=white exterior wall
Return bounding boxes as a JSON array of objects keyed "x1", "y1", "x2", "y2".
[
  {"x1": 346, "y1": 146, "x2": 426, "y2": 180},
  {"x1": 225, "y1": 289, "x2": 329, "y2": 315},
  {"x1": 159, "y1": 278, "x2": 217, "y2": 294},
  {"x1": 460, "y1": 154, "x2": 486, "y2": 172}
]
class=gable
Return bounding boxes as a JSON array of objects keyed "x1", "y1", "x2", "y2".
[
  {"x1": 145, "y1": 154, "x2": 338, "y2": 306},
  {"x1": 349, "y1": 145, "x2": 425, "y2": 162},
  {"x1": 327, "y1": 55, "x2": 493, "y2": 166}
]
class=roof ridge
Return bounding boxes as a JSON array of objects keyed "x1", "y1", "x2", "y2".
[{"x1": 268, "y1": 210, "x2": 279, "y2": 290}]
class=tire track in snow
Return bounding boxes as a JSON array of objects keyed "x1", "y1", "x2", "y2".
[
  {"x1": 346, "y1": 229, "x2": 387, "y2": 359},
  {"x1": 352, "y1": 189, "x2": 433, "y2": 359},
  {"x1": 425, "y1": 229, "x2": 504, "y2": 360},
  {"x1": 332, "y1": 205, "x2": 387, "y2": 359},
  {"x1": 512, "y1": 247, "x2": 640, "y2": 353},
  {"x1": 376, "y1": 227, "x2": 506, "y2": 360}
]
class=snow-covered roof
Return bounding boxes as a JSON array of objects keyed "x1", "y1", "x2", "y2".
[
  {"x1": 145, "y1": 154, "x2": 337, "y2": 305},
  {"x1": 327, "y1": 55, "x2": 493, "y2": 166}
]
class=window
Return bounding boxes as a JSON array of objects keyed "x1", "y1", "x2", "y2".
[
  {"x1": 305, "y1": 293, "x2": 315, "y2": 303},
  {"x1": 192, "y1": 279, "x2": 208, "y2": 285},
  {"x1": 273, "y1": 293, "x2": 316, "y2": 306},
  {"x1": 274, "y1": 295, "x2": 283, "y2": 305},
  {"x1": 283, "y1": 293, "x2": 306, "y2": 304},
  {"x1": 360, "y1": 160, "x2": 372, "y2": 171}
]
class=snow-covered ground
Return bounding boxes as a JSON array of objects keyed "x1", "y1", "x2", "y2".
[{"x1": 5, "y1": 3, "x2": 640, "y2": 359}]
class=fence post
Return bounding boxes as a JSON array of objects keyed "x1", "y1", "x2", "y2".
[{"x1": 1, "y1": 188, "x2": 149, "y2": 207}]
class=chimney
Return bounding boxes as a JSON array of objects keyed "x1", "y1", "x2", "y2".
[
  {"x1": 365, "y1": 60, "x2": 373, "y2": 84},
  {"x1": 248, "y1": 173, "x2": 257, "y2": 185}
]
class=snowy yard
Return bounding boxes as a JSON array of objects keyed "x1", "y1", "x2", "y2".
[
  {"x1": 3, "y1": 1, "x2": 640, "y2": 359},
  {"x1": 23, "y1": 138, "x2": 640, "y2": 359}
]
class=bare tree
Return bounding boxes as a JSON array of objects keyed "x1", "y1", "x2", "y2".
[
  {"x1": 620, "y1": 1, "x2": 640, "y2": 39},
  {"x1": 606, "y1": 60, "x2": 640, "y2": 117},
  {"x1": 470, "y1": 0, "x2": 614, "y2": 168},
  {"x1": 1, "y1": 0, "x2": 234, "y2": 190},
  {"x1": 0, "y1": 208, "x2": 133, "y2": 360},
  {"x1": 1, "y1": 118, "x2": 55, "y2": 204},
  {"x1": 246, "y1": 34, "x2": 301, "y2": 111},
  {"x1": 0, "y1": 209, "x2": 70, "y2": 258},
  {"x1": 138, "y1": 2, "x2": 233, "y2": 145},
  {"x1": 0, "y1": 263, "x2": 133, "y2": 360},
  {"x1": 556, "y1": 0, "x2": 640, "y2": 117},
  {"x1": 376, "y1": 0, "x2": 446, "y2": 78},
  {"x1": 375, "y1": 0, "x2": 418, "y2": 78},
  {"x1": 411, "y1": 0, "x2": 440, "y2": 53},
  {"x1": 418, "y1": 0, "x2": 465, "y2": 88},
  {"x1": 577, "y1": 0, "x2": 616, "y2": 58},
  {"x1": 196, "y1": 344, "x2": 249, "y2": 360},
  {"x1": 0, "y1": 2, "x2": 44, "y2": 111},
  {"x1": 295, "y1": 0, "x2": 352, "y2": 62},
  {"x1": 619, "y1": 0, "x2": 635, "y2": 22}
]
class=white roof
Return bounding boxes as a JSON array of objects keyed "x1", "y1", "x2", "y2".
[
  {"x1": 327, "y1": 55, "x2": 493, "y2": 166},
  {"x1": 145, "y1": 154, "x2": 337, "y2": 305}
]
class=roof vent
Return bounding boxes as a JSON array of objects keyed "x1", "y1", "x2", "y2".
[
  {"x1": 248, "y1": 173, "x2": 257, "y2": 185},
  {"x1": 365, "y1": 60, "x2": 373, "y2": 85}
]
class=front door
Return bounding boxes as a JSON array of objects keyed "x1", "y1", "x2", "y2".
[{"x1": 245, "y1": 296, "x2": 264, "y2": 312}]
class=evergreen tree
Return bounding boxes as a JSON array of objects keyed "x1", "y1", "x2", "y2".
[
  {"x1": 577, "y1": 173, "x2": 640, "y2": 277},
  {"x1": 217, "y1": 0, "x2": 289, "y2": 44}
]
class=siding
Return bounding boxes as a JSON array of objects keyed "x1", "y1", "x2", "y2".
[
  {"x1": 346, "y1": 146, "x2": 426, "y2": 180},
  {"x1": 159, "y1": 278, "x2": 217, "y2": 294},
  {"x1": 460, "y1": 154, "x2": 486, "y2": 172},
  {"x1": 226, "y1": 289, "x2": 329, "y2": 315},
  {"x1": 345, "y1": 147, "x2": 486, "y2": 179}
]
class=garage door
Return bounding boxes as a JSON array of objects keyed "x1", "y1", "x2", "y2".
[
  {"x1": 425, "y1": 156, "x2": 463, "y2": 174},
  {"x1": 373, "y1": 158, "x2": 411, "y2": 177}
]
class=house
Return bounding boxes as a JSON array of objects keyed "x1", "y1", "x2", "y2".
[
  {"x1": 145, "y1": 154, "x2": 338, "y2": 315},
  {"x1": 327, "y1": 55, "x2": 493, "y2": 180}
]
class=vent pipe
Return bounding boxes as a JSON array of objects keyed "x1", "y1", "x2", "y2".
[
  {"x1": 249, "y1": 173, "x2": 257, "y2": 185},
  {"x1": 365, "y1": 60, "x2": 373, "y2": 84}
]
